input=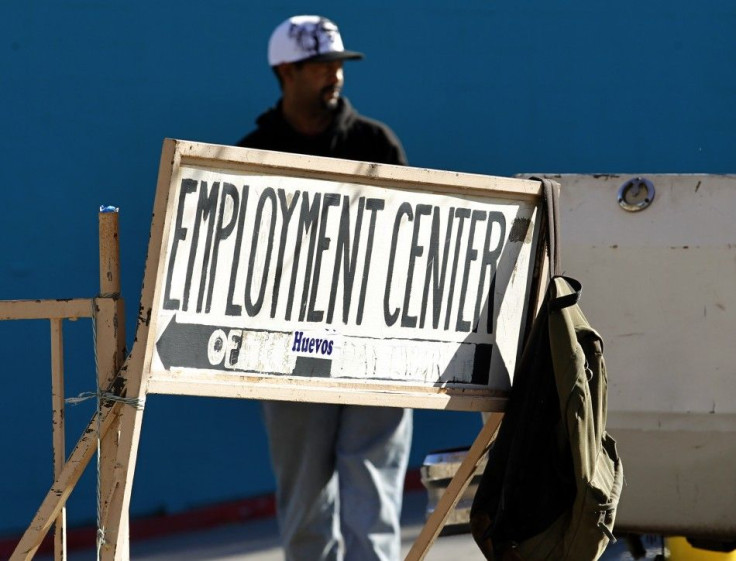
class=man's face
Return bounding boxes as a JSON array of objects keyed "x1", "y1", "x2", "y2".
[{"x1": 286, "y1": 60, "x2": 345, "y2": 111}]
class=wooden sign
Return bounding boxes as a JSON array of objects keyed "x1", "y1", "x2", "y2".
[
  {"x1": 143, "y1": 140, "x2": 543, "y2": 411},
  {"x1": 8, "y1": 140, "x2": 548, "y2": 561}
]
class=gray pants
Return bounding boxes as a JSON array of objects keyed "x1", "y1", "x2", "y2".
[{"x1": 262, "y1": 401, "x2": 413, "y2": 561}]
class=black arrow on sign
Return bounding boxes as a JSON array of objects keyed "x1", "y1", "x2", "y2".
[{"x1": 156, "y1": 315, "x2": 227, "y2": 371}]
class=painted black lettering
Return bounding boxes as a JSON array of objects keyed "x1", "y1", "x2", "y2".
[
  {"x1": 307, "y1": 193, "x2": 340, "y2": 322},
  {"x1": 402, "y1": 204, "x2": 432, "y2": 328},
  {"x1": 356, "y1": 198, "x2": 385, "y2": 325},
  {"x1": 476, "y1": 211, "x2": 506, "y2": 333},
  {"x1": 182, "y1": 181, "x2": 219, "y2": 312},
  {"x1": 290, "y1": 193, "x2": 321, "y2": 321},
  {"x1": 327, "y1": 196, "x2": 365, "y2": 324},
  {"x1": 195, "y1": 182, "x2": 224, "y2": 312},
  {"x1": 384, "y1": 202, "x2": 412, "y2": 327},
  {"x1": 271, "y1": 189, "x2": 300, "y2": 318},
  {"x1": 456, "y1": 210, "x2": 486, "y2": 331},
  {"x1": 164, "y1": 178, "x2": 198, "y2": 310},
  {"x1": 225, "y1": 185, "x2": 250, "y2": 316},
  {"x1": 245, "y1": 187, "x2": 277, "y2": 316},
  {"x1": 205, "y1": 183, "x2": 241, "y2": 313},
  {"x1": 420, "y1": 206, "x2": 455, "y2": 329},
  {"x1": 227, "y1": 330, "x2": 243, "y2": 367},
  {"x1": 444, "y1": 208, "x2": 471, "y2": 330}
]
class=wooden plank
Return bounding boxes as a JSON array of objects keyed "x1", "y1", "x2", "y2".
[
  {"x1": 176, "y1": 140, "x2": 542, "y2": 201},
  {"x1": 95, "y1": 298, "x2": 128, "y2": 560},
  {"x1": 404, "y1": 412, "x2": 503, "y2": 561},
  {"x1": 49, "y1": 319, "x2": 67, "y2": 561},
  {"x1": 10, "y1": 403, "x2": 121, "y2": 561},
  {"x1": 0, "y1": 299, "x2": 93, "y2": 320},
  {"x1": 98, "y1": 210, "x2": 122, "y2": 298},
  {"x1": 9, "y1": 211, "x2": 129, "y2": 560},
  {"x1": 98, "y1": 396, "x2": 145, "y2": 561},
  {"x1": 96, "y1": 209, "x2": 129, "y2": 561},
  {"x1": 146, "y1": 374, "x2": 507, "y2": 411},
  {"x1": 96, "y1": 138, "x2": 178, "y2": 560}
]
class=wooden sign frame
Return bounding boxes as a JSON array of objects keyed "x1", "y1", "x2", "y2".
[
  {"x1": 11, "y1": 139, "x2": 548, "y2": 560},
  {"x1": 144, "y1": 140, "x2": 543, "y2": 411}
]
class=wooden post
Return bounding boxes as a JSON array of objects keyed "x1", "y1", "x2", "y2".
[
  {"x1": 49, "y1": 319, "x2": 67, "y2": 561},
  {"x1": 96, "y1": 209, "x2": 129, "y2": 560},
  {"x1": 404, "y1": 413, "x2": 503, "y2": 561},
  {"x1": 97, "y1": 383, "x2": 146, "y2": 561},
  {"x1": 10, "y1": 402, "x2": 121, "y2": 560},
  {"x1": 96, "y1": 141, "x2": 176, "y2": 560}
]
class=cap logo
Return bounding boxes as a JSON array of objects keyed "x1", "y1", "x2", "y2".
[{"x1": 288, "y1": 18, "x2": 340, "y2": 57}]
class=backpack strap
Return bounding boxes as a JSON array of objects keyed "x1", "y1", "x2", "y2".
[
  {"x1": 531, "y1": 177, "x2": 562, "y2": 279},
  {"x1": 549, "y1": 276, "x2": 582, "y2": 311},
  {"x1": 545, "y1": 179, "x2": 562, "y2": 279},
  {"x1": 530, "y1": 177, "x2": 583, "y2": 311}
]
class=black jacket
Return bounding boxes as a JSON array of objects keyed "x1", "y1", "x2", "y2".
[{"x1": 237, "y1": 97, "x2": 407, "y2": 166}]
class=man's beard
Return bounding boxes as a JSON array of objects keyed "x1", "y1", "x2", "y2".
[{"x1": 321, "y1": 86, "x2": 341, "y2": 111}]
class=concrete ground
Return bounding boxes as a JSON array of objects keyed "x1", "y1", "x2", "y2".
[{"x1": 34, "y1": 491, "x2": 667, "y2": 560}]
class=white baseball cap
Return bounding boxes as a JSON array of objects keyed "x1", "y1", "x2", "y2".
[{"x1": 267, "y1": 15, "x2": 364, "y2": 66}]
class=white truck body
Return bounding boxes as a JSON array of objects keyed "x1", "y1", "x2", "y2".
[{"x1": 532, "y1": 173, "x2": 736, "y2": 540}]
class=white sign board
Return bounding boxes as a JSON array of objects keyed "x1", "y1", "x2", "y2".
[{"x1": 142, "y1": 140, "x2": 543, "y2": 411}]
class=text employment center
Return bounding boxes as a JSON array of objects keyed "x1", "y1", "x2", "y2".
[{"x1": 146, "y1": 144, "x2": 540, "y2": 409}]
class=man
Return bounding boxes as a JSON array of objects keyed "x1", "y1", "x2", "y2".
[{"x1": 237, "y1": 15, "x2": 412, "y2": 561}]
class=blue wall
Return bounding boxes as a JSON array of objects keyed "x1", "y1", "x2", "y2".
[{"x1": 1, "y1": 1, "x2": 734, "y2": 537}]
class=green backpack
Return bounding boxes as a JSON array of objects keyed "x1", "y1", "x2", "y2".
[{"x1": 469, "y1": 180, "x2": 623, "y2": 561}]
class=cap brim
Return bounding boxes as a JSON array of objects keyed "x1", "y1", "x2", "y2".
[{"x1": 303, "y1": 50, "x2": 364, "y2": 63}]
